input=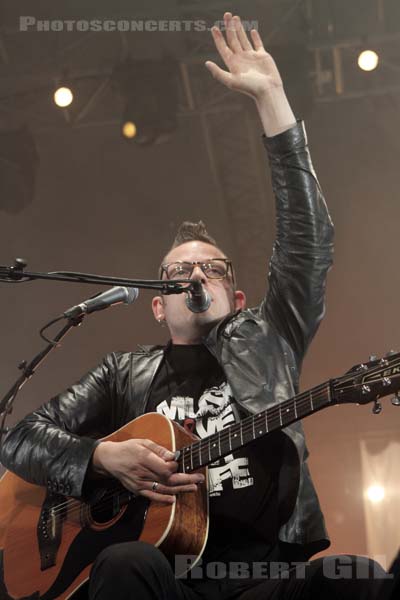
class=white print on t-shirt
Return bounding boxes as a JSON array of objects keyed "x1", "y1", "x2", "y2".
[{"x1": 156, "y1": 382, "x2": 254, "y2": 496}]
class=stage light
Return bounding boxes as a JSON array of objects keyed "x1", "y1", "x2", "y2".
[
  {"x1": 121, "y1": 121, "x2": 137, "y2": 139},
  {"x1": 366, "y1": 485, "x2": 385, "y2": 503},
  {"x1": 358, "y1": 50, "x2": 379, "y2": 72},
  {"x1": 54, "y1": 86, "x2": 74, "y2": 107}
]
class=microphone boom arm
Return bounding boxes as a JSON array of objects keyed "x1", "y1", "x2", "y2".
[{"x1": 0, "y1": 259, "x2": 196, "y2": 295}]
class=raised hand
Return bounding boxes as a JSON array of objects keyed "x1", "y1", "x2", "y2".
[
  {"x1": 206, "y1": 12, "x2": 296, "y2": 137},
  {"x1": 205, "y1": 12, "x2": 282, "y2": 100}
]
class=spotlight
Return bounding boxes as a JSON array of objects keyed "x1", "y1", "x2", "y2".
[
  {"x1": 358, "y1": 50, "x2": 379, "y2": 72},
  {"x1": 121, "y1": 121, "x2": 137, "y2": 139},
  {"x1": 366, "y1": 485, "x2": 385, "y2": 503},
  {"x1": 54, "y1": 86, "x2": 74, "y2": 107}
]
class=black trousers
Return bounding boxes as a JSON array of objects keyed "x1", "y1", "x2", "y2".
[{"x1": 86, "y1": 541, "x2": 394, "y2": 600}]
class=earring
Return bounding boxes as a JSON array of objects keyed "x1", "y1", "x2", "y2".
[{"x1": 157, "y1": 318, "x2": 166, "y2": 327}]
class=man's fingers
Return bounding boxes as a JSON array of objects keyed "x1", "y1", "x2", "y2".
[
  {"x1": 142, "y1": 455, "x2": 178, "y2": 482},
  {"x1": 205, "y1": 61, "x2": 233, "y2": 88},
  {"x1": 166, "y1": 472, "x2": 205, "y2": 486},
  {"x1": 139, "y1": 479, "x2": 200, "y2": 504},
  {"x1": 233, "y1": 15, "x2": 252, "y2": 51},
  {"x1": 136, "y1": 440, "x2": 178, "y2": 481},
  {"x1": 224, "y1": 12, "x2": 241, "y2": 53},
  {"x1": 250, "y1": 28, "x2": 264, "y2": 51},
  {"x1": 210, "y1": 26, "x2": 232, "y2": 67},
  {"x1": 147, "y1": 481, "x2": 199, "y2": 495},
  {"x1": 141, "y1": 439, "x2": 175, "y2": 461},
  {"x1": 140, "y1": 489, "x2": 176, "y2": 504}
]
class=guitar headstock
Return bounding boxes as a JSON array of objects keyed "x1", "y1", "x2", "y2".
[{"x1": 333, "y1": 351, "x2": 400, "y2": 413}]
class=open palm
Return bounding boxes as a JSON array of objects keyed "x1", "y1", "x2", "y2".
[{"x1": 206, "y1": 13, "x2": 283, "y2": 99}]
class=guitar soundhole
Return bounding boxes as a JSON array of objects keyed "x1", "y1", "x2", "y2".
[
  {"x1": 90, "y1": 500, "x2": 117, "y2": 524},
  {"x1": 89, "y1": 487, "x2": 130, "y2": 525}
]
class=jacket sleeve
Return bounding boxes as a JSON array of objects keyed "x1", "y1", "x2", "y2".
[
  {"x1": 0, "y1": 353, "x2": 120, "y2": 498},
  {"x1": 258, "y1": 121, "x2": 334, "y2": 366}
]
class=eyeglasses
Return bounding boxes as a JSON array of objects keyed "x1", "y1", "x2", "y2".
[{"x1": 160, "y1": 258, "x2": 234, "y2": 282}]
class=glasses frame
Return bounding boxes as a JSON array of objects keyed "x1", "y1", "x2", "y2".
[{"x1": 159, "y1": 258, "x2": 235, "y2": 284}]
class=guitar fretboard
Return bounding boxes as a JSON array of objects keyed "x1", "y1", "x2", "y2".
[{"x1": 178, "y1": 381, "x2": 332, "y2": 473}]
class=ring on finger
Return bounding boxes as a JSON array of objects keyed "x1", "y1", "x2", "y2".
[{"x1": 152, "y1": 481, "x2": 159, "y2": 492}]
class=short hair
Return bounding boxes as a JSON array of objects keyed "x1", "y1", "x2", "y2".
[
  {"x1": 159, "y1": 221, "x2": 236, "y2": 286},
  {"x1": 170, "y1": 220, "x2": 218, "y2": 249}
]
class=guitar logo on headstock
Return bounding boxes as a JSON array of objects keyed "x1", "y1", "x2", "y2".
[{"x1": 363, "y1": 363, "x2": 400, "y2": 384}]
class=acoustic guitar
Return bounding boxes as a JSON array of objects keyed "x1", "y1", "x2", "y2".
[{"x1": 0, "y1": 351, "x2": 399, "y2": 599}]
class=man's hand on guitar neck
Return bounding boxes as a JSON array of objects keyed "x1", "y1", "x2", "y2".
[{"x1": 92, "y1": 439, "x2": 204, "y2": 504}]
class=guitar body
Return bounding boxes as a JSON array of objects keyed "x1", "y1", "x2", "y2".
[
  {"x1": 1, "y1": 349, "x2": 398, "y2": 598},
  {"x1": 0, "y1": 413, "x2": 209, "y2": 599}
]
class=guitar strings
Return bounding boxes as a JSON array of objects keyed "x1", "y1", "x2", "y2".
[
  {"x1": 41, "y1": 377, "x2": 378, "y2": 521},
  {"x1": 39, "y1": 370, "x2": 398, "y2": 522},
  {"x1": 4, "y1": 371, "x2": 397, "y2": 556},
  {"x1": 41, "y1": 381, "x2": 333, "y2": 520}
]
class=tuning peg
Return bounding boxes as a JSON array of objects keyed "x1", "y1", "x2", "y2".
[
  {"x1": 372, "y1": 400, "x2": 382, "y2": 414},
  {"x1": 369, "y1": 355, "x2": 378, "y2": 362},
  {"x1": 385, "y1": 350, "x2": 397, "y2": 357},
  {"x1": 391, "y1": 393, "x2": 400, "y2": 406}
]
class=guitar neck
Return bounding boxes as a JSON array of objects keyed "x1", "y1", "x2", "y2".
[{"x1": 178, "y1": 380, "x2": 333, "y2": 473}]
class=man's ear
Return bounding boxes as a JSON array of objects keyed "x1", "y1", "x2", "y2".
[
  {"x1": 152, "y1": 296, "x2": 165, "y2": 322},
  {"x1": 234, "y1": 290, "x2": 246, "y2": 311}
]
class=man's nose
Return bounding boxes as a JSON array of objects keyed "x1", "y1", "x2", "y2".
[{"x1": 191, "y1": 265, "x2": 207, "y2": 283}]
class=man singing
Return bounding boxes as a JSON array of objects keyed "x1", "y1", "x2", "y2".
[{"x1": 0, "y1": 12, "x2": 391, "y2": 600}]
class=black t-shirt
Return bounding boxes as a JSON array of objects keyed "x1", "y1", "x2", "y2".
[{"x1": 146, "y1": 343, "x2": 285, "y2": 569}]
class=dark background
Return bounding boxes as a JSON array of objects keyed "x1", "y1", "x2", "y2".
[{"x1": 0, "y1": 0, "x2": 399, "y2": 565}]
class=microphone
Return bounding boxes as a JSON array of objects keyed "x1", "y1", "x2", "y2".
[
  {"x1": 185, "y1": 281, "x2": 211, "y2": 313},
  {"x1": 64, "y1": 286, "x2": 139, "y2": 319}
]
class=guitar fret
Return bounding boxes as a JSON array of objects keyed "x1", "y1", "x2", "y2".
[
  {"x1": 212, "y1": 439, "x2": 218, "y2": 462},
  {"x1": 256, "y1": 414, "x2": 263, "y2": 435},
  {"x1": 178, "y1": 382, "x2": 332, "y2": 473},
  {"x1": 183, "y1": 448, "x2": 188, "y2": 472},
  {"x1": 233, "y1": 426, "x2": 239, "y2": 444}
]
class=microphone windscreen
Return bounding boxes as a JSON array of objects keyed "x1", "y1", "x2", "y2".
[{"x1": 125, "y1": 286, "x2": 139, "y2": 304}]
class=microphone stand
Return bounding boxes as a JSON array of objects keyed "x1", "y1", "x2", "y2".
[
  {"x1": 0, "y1": 258, "x2": 189, "y2": 295},
  {"x1": 0, "y1": 316, "x2": 83, "y2": 446},
  {"x1": 0, "y1": 258, "x2": 194, "y2": 447}
]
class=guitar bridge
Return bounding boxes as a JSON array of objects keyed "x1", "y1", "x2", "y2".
[{"x1": 37, "y1": 493, "x2": 66, "y2": 571}]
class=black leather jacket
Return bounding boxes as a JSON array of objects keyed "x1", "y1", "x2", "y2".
[{"x1": 0, "y1": 121, "x2": 334, "y2": 560}]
